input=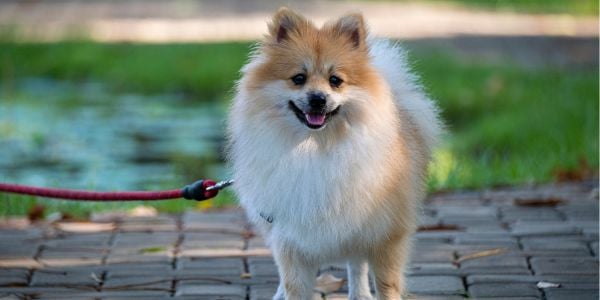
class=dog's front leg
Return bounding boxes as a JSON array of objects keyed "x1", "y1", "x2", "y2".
[
  {"x1": 272, "y1": 243, "x2": 318, "y2": 300},
  {"x1": 347, "y1": 259, "x2": 373, "y2": 300},
  {"x1": 369, "y1": 235, "x2": 410, "y2": 300}
]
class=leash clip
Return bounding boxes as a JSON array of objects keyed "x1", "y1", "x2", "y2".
[
  {"x1": 205, "y1": 179, "x2": 235, "y2": 192},
  {"x1": 182, "y1": 179, "x2": 234, "y2": 201}
]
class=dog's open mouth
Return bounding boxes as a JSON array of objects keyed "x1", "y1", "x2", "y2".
[{"x1": 288, "y1": 101, "x2": 340, "y2": 130}]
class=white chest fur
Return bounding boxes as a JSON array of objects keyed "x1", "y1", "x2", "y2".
[{"x1": 231, "y1": 121, "x2": 398, "y2": 258}]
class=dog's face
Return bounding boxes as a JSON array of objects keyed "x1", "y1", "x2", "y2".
[{"x1": 244, "y1": 8, "x2": 379, "y2": 132}]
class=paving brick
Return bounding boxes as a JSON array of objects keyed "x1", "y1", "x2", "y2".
[
  {"x1": 112, "y1": 232, "x2": 178, "y2": 248},
  {"x1": 181, "y1": 232, "x2": 244, "y2": 250},
  {"x1": 175, "y1": 283, "x2": 246, "y2": 297},
  {"x1": 413, "y1": 231, "x2": 459, "y2": 243},
  {"x1": 500, "y1": 207, "x2": 563, "y2": 222},
  {"x1": 467, "y1": 274, "x2": 599, "y2": 285},
  {"x1": 544, "y1": 289, "x2": 599, "y2": 300},
  {"x1": 406, "y1": 275, "x2": 465, "y2": 295},
  {"x1": 177, "y1": 258, "x2": 244, "y2": 277},
  {"x1": 248, "y1": 236, "x2": 267, "y2": 249},
  {"x1": 103, "y1": 262, "x2": 172, "y2": 275},
  {"x1": 102, "y1": 275, "x2": 172, "y2": 290},
  {"x1": 408, "y1": 263, "x2": 460, "y2": 276},
  {"x1": 37, "y1": 290, "x2": 172, "y2": 299},
  {"x1": 468, "y1": 283, "x2": 541, "y2": 297},
  {"x1": 249, "y1": 262, "x2": 278, "y2": 277},
  {"x1": 250, "y1": 285, "x2": 278, "y2": 300},
  {"x1": 38, "y1": 250, "x2": 103, "y2": 267},
  {"x1": 30, "y1": 269, "x2": 101, "y2": 287},
  {"x1": 454, "y1": 233, "x2": 517, "y2": 247},
  {"x1": 0, "y1": 276, "x2": 28, "y2": 287},
  {"x1": 182, "y1": 211, "x2": 246, "y2": 234},
  {"x1": 0, "y1": 268, "x2": 29, "y2": 286},
  {"x1": 464, "y1": 297, "x2": 542, "y2": 300},
  {"x1": 410, "y1": 249, "x2": 454, "y2": 263},
  {"x1": 0, "y1": 287, "x2": 83, "y2": 298},
  {"x1": 530, "y1": 257, "x2": 598, "y2": 275},
  {"x1": 119, "y1": 222, "x2": 178, "y2": 232},
  {"x1": 521, "y1": 238, "x2": 589, "y2": 252},
  {"x1": 43, "y1": 233, "x2": 112, "y2": 249},
  {"x1": 510, "y1": 222, "x2": 579, "y2": 237},
  {"x1": 404, "y1": 296, "x2": 465, "y2": 300},
  {"x1": 0, "y1": 244, "x2": 39, "y2": 261},
  {"x1": 557, "y1": 204, "x2": 599, "y2": 221},
  {"x1": 436, "y1": 206, "x2": 497, "y2": 219}
]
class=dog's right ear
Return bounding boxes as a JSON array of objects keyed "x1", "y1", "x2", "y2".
[{"x1": 268, "y1": 7, "x2": 305, "y2": 43}]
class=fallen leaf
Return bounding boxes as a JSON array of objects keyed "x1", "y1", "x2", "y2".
[
  {"x1": 417, "y1": 224, "x2": 464, "y2": 232},
  {"x1": 553, "y1": 157, "x2": 595, "y2": 182},
  {"x1": 90, "y1": 272, "x2": 103, "y2": 283},
  {"x1": 314, "y1": 273, "x2": 345, "y2": 294},
  {"x1": 129, "y1": 206, "x2": 157, "y2": 217},
  {"x1": 138, "y1": 247, "x2": 166, "y2": 254},
  {"x1": 56, "y1": 222, "x2": 115, "y2": 233},
  {"x1": 27, "y1": 204, "x2": 45, "y2": 222},
  {"x1": 537, "y1": 281, "x2": 561, "y2": 289},
  {"x1": 514, "y1": 197, "x2": 565, "y2": 207},
  {"x1": 456, "y1": 248, "x2": 507, "y2": 264}
]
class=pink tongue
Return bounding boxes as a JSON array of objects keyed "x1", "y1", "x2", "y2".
[{"x1": 305, "y1": 113, "x2": 326, "y2": 126}]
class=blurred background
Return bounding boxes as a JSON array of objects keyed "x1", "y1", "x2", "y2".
[{"x1": 0, "y1": 0, "x2": 597, "y2": 218}]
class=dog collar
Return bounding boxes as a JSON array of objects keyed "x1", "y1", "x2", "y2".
[{"x1": 259, "y1": 212, "x2": 273, "y2": 223}]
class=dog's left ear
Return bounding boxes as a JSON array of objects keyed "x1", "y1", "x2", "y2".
[
  {"x1": 332, "y1": 13, "x2": 367, "y2": 49},
  {"x1": 268, "y1": 7, "x2": 306, "y2": 43}
]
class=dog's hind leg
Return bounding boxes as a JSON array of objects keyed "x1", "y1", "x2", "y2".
[{"x1": 347, "y1": 259, "x2": 373, "y2": 300}]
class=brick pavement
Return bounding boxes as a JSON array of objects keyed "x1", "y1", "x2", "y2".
[{"x1": 0, "y1": 181, "x2": 597, "y2": 299}]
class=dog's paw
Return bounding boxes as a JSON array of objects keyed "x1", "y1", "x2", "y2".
[
  {"x1": 348, "y1": 294, "x2": 374, "y2": 300},
  {"x1": 272, "y1": 285, "x2": 285, "y2": 300}
]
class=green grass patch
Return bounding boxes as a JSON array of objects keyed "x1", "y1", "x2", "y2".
[
  {"x1": 444, "y1": 0, "x2": 598, "y2": 15},
  {"x1": 0, "y1": 41, "x2": 597, "y2": 216},
  {"x1": 1, "y1": 41, "x2": 251, "y2": 99},
  {"x1": 418, "y1": 53, "x2": 598, "y2": 189},
  {"x1": 357, "y1": 0, "x2": 598, "y2": 15}
]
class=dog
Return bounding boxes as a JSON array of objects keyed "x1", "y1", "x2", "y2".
[{"x1": 228, "y1": 8, "x2": 442, "y2": 300}]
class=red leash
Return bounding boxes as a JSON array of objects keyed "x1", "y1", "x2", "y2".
[{"x1": 0, "y1": 179, "x2": 234, "y2": 202}]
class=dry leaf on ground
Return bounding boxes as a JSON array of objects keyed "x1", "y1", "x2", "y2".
[
  {"x1": 314, "y1": 273, "x2": 345, "y2": 294},
  {"x1": 537, "y1": 281, "x2": 561, "y2": 289},
  {"x1": 456, "y1": 248, "x2": 508, "y2": 264}
]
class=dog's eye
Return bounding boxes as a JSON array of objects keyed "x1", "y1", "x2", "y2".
[
  {"x1": 291, "y1": 74, "x2": 307, "y2": 86},
  {"x1": 329, "y1": 75, "x2": 343, "y2": 88}
]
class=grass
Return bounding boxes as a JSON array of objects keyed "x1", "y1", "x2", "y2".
[
  {"x1": 444, "y1": 0, "x2": 599, "y2": 15},
  {"x1": 0, "y1": 41, "x2": 250, "y2": 99},
  {"x1": 358, "y1": 0, "x2": 599, "y2": 15},
  {"x1": 0, "y1": 41, "x2": 597, "y2": 216}
]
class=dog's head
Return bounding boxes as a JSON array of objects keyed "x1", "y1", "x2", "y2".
[{"x1": 243, "y1": 8, "x2": 380, "y2": 132}]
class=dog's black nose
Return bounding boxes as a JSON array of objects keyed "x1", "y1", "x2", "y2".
[{"x1": 308, "y1": 92, "x2": 327, "y2": 110}]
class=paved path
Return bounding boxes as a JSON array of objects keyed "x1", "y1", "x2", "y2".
[{"x1": 0, "y1": 182, "x2": 598, "y2": 299}]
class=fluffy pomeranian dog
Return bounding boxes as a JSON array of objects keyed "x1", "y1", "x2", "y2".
[{"x1": 228, "y1": 8, "x2": 442, "y2": 300}]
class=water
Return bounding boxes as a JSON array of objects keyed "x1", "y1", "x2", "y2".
[{"x1": 0, "y1": 78, "x2": 228, "y2": 192}]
